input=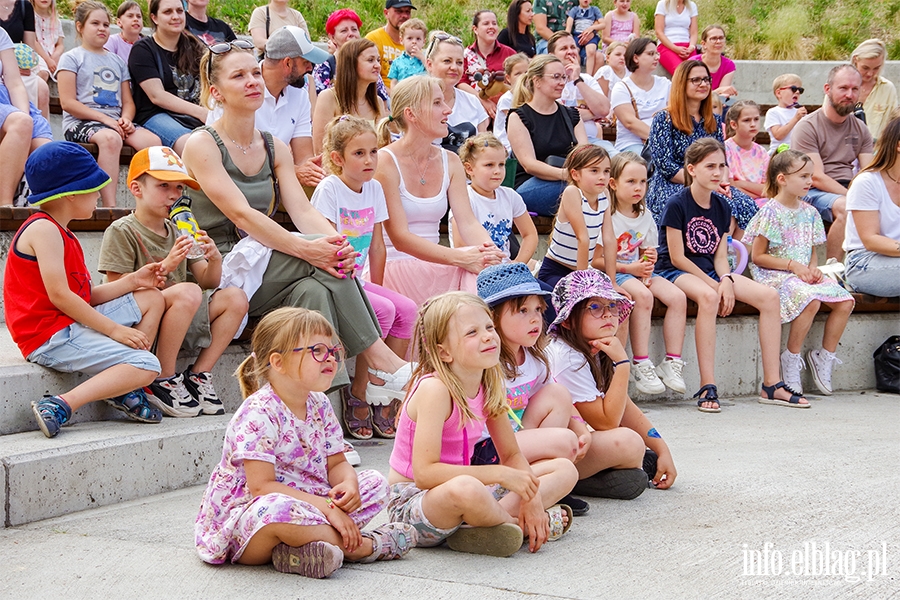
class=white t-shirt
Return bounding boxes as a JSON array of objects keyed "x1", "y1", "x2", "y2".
[
  {"x1": 0, "y1": 28, "x2": 13, "y2": 78},
  {"x1": 507, "y1": 351, "x2": 553, "y2": 422},
  {"x1": 310, "y1": 175, "x2": 388, "y2": 270},
  {"x1": 654, "y1": 0, "x2": 698, "y2": 44},
  {"x1": 449, "y1": 185, "x2": 527, "y2": 258},
  {"x1": 560, "y1": 73, "x2": 606, "y2": 140},
  {"x1": 611, "y1": 209, "x2": 659, "y2": 264},
  {"x1": 207, "y1": 83, "x2": 311, "y2": 146},
  {"x1": 449, "y1": 88, "x2": 489, "y2": 128},
  {"x1": 844, "y1": 170, "x2": 900, "y2": 251},
  {"x1": 764, "y1": 105, "x2": 798, "y2": 153},
  {"x1": 595, "y1": 65, "x2": 629, "y2": 92},
  {"x1": 493, "y1": 90, "x2": 514, "y2": 154},
  {"x1": 610, "y1": 76, "x2": 671, "y2": 150},
  {"x1": 547, "y1": 339, "x2": 604, "y2": 404}
]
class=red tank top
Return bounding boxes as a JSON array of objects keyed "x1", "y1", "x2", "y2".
[{"x1": 3, "y1": 213, "x2": 92, "y2": 357}]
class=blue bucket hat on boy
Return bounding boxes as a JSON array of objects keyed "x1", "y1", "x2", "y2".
[
  {"x1": 549, "y1": 269, "x2": 634, "y2": 333},
  {"x1": 477, "y1": 263, "x2": 551, "y2": 307},
  {"x1": 26, "y1": 142, "x2": 110, "y2": 206}
]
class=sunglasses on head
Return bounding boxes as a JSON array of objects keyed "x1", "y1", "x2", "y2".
[
  {"x1": 426, "y1": 33, "x2": 462, "y2": 56},
  {"x1": 778, "y1": 85, "x2": 805, "y2": 94},
  {"x1": 206, "y1": 40, "x2": 254, "y2": 79}
]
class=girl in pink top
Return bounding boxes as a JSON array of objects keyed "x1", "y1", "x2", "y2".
[
  {"x1": 387, "y1": 292, "x2": 577, "y2": 557},
  {"x1": 602, "y1": 0, "x2": 641, "y2": 46},
  {"x1": 724, "y1": 100, "x2": 770, "y2": 206}
]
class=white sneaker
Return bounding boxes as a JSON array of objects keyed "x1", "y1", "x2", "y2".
[
  {"x1": 655, "y1": 358, "x2": 687, "y2": 394},
  {"x1": 807, "y1": 349, "x2": 842, "y2": 395},
  {"x1": 780, "y1": 350, "x2": 805, "y2": 394},
  {"x1": 343, "y1": 442, "x2": 361, "y2": 467},
  {"x1": 631, "y1": 360, "x2": 666, "y2": 395}
]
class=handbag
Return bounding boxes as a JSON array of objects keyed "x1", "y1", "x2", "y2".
[{"x1": 873, "y1": 335, "x2": 900, "y2": 394}]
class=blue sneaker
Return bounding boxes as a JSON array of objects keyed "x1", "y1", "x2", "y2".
[
  {"x1": 31, "y1": 395, "x2": 72, "y2": 438},
  {"x1": 105, "y1": 389, "x2": 163, "y2": 423}
]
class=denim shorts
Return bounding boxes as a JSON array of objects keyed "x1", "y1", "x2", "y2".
[
  {"x1": 803, "y1": 187, "x2": 842, "y2": 222},
  {"x1": 27, "y1": 293, "x2": 161, "y2": 376},
  {"x1": 615, "y1": 272, "x2": 662, "y2": 286},
  {"x1": 655, "y1": 267, "x2": 719, "y2": 284},
  {"x1": 141, "y1": 112, "x2": 193, "y2": 148}
]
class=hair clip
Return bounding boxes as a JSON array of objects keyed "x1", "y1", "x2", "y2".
[
  {"x1": 250, "y1": 352, "x2": 257, "y2": 359},
  {"x1": 338, "y1": 115, "x2": 350, "y2": 122},
  {"x1": 388, "y1": 115, "x2": 394, "y2": 122}
]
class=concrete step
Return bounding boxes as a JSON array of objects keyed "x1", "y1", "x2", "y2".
[{"x1": 0, "y1": 415, "x2": 229, "y2": 527}]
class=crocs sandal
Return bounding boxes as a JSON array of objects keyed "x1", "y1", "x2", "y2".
[
  {"x1": 340, "y1": 386, "x2": 373, "y2": 440},
  {"x1": 758, "y1": 381, "x2": 810, "y2": 409},
  {"x1": 271, "y1": 541, "x2": 343, "y2": 578},
  {"x1": 446, "y1": 522, "x2": 523, "y2": 557},
  {"x1": 693, "y1": 384, "x2": 721, "y2": 413},
  {"x1": 547, "y1": 504, "x2": 573, "y2": 541},
  {"x1": 354, "y1": 523, "x2": 417, "y2": 563},
  {"x1": 371, "y1": 397, "x2": 401, "y2": 439},
  {"x1": 106, "y1": 389, "x2": 163, "y2": 423},
  {"x1": 366, "y1": 362, "x2": 415, "y2": 402},
  {"x1": 572, "y1": 468, "x2": 648, "y2": 500}
]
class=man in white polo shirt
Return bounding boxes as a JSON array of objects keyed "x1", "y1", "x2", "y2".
[{"x1": 207, "y1": 26, "x2": 329, "y2": 187}]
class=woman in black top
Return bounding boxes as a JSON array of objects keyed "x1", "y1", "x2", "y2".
[
  {"x1": 128, "y1": 0, "x2": 206, "y2": 152},
  {"x1": 498, "y1": 0, "x2": 535, "y2": 58},
  {"x1": 507, "y1": 54, "x2": 587, "y2": 216}
]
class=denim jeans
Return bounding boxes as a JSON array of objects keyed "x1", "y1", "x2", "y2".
[
  {"x1": 845, "y1": 249, "x2": 900, "y2": 297},
  {"x1": 142, "y1": 112, "x2": 194, "y2": 148},
  {"x1": 516, "y1": 176, "x2": 567, "y2": 216}
]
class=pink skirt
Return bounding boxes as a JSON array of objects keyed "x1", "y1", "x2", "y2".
[{"x1": 382, "y1": 259, "x2": 478, "y2": 307}]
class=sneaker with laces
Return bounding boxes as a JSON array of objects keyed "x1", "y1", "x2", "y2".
[
  {"x1": 655, "y1": 358, "x2": 686, "y2": 394},
  {"x1": 145, "y1": 373, "x2": 201, "y2": 417},
  {"x1": 807, "y1": 348, "x2": 841, "y2": 395},
  {"x1": 631, "y1": 360, "x2": 666, "y2": 395},
  {"x1": 31, "y1": 395, "x2": 72, "y2": 438},
  {"x1": 780, "y1": 350, "x2": 805, "y2": 394},
  {"x1": 182, "y1": 366, "x2": 225, "y2": 415}
]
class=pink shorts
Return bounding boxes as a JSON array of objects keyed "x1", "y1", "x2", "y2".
[
  {"x1": 362, "y1": 280, "x2": 417, "y2": 340},
  {"x1": 381, "y1": 259, "x2": 477, "y2": 307}
]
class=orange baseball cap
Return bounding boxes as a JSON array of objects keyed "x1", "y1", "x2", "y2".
[{"x1": 127, "y1": 146, "x2": 200, "y2": 189}]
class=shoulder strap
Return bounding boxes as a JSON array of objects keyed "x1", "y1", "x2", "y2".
[
  {"x1": 558, "y1": 104, "x2": 577, "y2": 147},
  {"x1": 262, "y1": 130, "x2": 281, "y2": 215},
  {"x1": 623, "y1": 81, "x2": 640, "y2": 119},
  {"x1": 265, "y1": 6, "x2": 270, "y2": 39}
]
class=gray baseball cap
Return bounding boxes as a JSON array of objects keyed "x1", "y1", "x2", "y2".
[{"x1": 265, "y1": 26, "x2": 330, "y2": 63}]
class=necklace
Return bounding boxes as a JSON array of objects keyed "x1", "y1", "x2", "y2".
[
  {"x1": 885, "y1": 169, "x2": 900, "y2": 184},
  {"x1": 409, "y1": 147, "x2": 432, "y2": 185},
  {"x1": 224, "y1": 129, "x2": 254, "y2": 155}
]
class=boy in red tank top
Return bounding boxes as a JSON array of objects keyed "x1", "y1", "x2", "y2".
[{"x1": 3, "y1": 142, "x2": 168, "y2": 438}]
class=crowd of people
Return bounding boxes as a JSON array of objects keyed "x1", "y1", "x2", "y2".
[{"x1": 3, "y1": 0, "x2": 900, "y2": 578}]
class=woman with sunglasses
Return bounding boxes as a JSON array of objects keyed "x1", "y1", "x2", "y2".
[
  {"x1": 312, "y1": 38, "x2": 386, "y2": 154},
  {"x1": 425, "y1": 31, "x2": 488, "y2": 144},
  {"x1": 128, "y1": 0, "x2": 207, "y2": 152},
  {"x1": 507, "y1": 54, "x2": 588, "y2": 217},
  {"x1": 688, "y1": 25, "x2": 737, "y2": 101},
  {"x1": 645, "y1": 60, "x2": 757, "y2": 236},
  {"x1": 182, "y1": 42, "x2": 413, "y2": 400}
]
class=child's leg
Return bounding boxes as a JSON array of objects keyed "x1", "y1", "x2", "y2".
[
  {"x1": 124, "y1": 127, "x2": 162, "y2": 151},
  {"x1": 672, "y1": 274, "x2": 720, "y2": 402},
  {"x1": 786, "y1": 301, "x2": 820, "y2": 354},
  {"x1": 132, "y1": 287, "x2": 166, "y2": 342},
  {"x1": 585, "y1": 42, "x2": 598, "y2": 74},
  {"x1": 421, "y1": 475, "x2": 517, "y2": 531},
  {"x1": 520, "y1": 383, "x2": 573, "y2": 429},
  {"x1": 620, "y1": 278, "x2": 653, "y2": 358},
  {"x1": 650, "y1": 276, "x2": 687, "y2": 357},
  {"x1": 191, "y1": 288, "x2": 248, "y2": 373},
  {"x1": 514, "y1": 428, "x2": 579, "y2": 463},
  {"x1": 89, "y1": 128, "x2": 123, "y2": 208},
  {"x1": 821, "y1": 299, "x2": 854, "y2": 353},
  {"x1": 157, "y1": 283, "x2": 203, "y2": 377},
  {"x1": 0, "y1": 112, "x2": 33, "y2": 204},
  {"x1": 58, "y1": 364, "x2": 158, "y2": 411},
  {"x1": 364, "y1": 282, "x2": 416, "y2": 359},
  {"x1": 575, "y1": 427, "x2": 644, "y2": 479},
  {"x1": 497, "y1": 457, "x2": 579, "y2": 515}
]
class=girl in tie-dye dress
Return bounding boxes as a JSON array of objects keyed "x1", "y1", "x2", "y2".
[
  {"x1": 744, "y1": 151, "x2": 854, "y2": 397},
  {"x1": 194, "y1": 308, "x2": 415, "y2": 579}
]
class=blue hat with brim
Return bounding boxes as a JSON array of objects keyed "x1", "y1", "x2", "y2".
[
  {"x1": 26, "y1": 142, "x2": 111, "y2": 206},
  {"x1": 477, "y1": 262, "x2": 551, "y2": 307}
]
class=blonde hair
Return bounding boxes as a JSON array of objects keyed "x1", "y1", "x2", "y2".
[
  {"x1": 772, "y1": 73, "x2": 802, "y2": 95},
  {"x1": 322, "y1": 115, "x2": 376, "y2": 175},
  {"x1": 511, "y1": 54, "x2": 562, "y2": 108},
  {"x1": 607, "y1": 151, "x2": 647, "y2": 215},
  {"x1": 199, "y1": 44, "x2": 254, "y2": 109},
  {"x1": 376, "y1": 74, "x2": 444, "y2": 146},
  {"x1": 851, "y1": 39, "x2": 887, "y2": 63},
  {"x1": 425, "y1": 30, "x2": 463, "y2": 61},
  {"x1": 605, "y1": 41, "x2": 626, "y2": 58},
  {"x1": 409, "y1": 292, "x2": 508, "y2": 424},
  {"x1": 400, "y1": 17, "x2": 427, "y2": 38},
  {"x1": 503, "y1": 52, "x2": 529, "y2": 77},
  {"x1": 234, "y1": 307, "x2": 338, "y2": 398},
  {"x1": 458, "y1": 132, "x2": 506, "y2": 174}
]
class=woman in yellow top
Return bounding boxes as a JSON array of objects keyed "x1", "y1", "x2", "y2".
[{"x1": 851, "y1": 39, "x2": 898, "y2": 141}]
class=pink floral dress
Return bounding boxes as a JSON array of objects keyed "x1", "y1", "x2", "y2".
[
  {"x1": 195, "y1": 384, "x2": 388, "y2": 563},
  {"x1": 725, "y1": 138, "x2": 770, "y2": 206}
]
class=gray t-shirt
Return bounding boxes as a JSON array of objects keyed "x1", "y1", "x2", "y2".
[
  {"x1": 791, "y1": 108, "x2": 874, "y2": 183},
  {"x1": 58, "y1": 46, "x2": 130, "y2": 131}
]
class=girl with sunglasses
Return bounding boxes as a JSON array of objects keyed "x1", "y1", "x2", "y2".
[
  {"x1": 195, "y1": 307, "x2": 415, "y2": 578},
  {"x1": 57, "y1": 1, "x2": 160, "y2": 207}
]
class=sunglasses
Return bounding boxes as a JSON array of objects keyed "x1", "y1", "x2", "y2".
[
  {"x1": 292, "y1": 343, "x2": 345, "y2": 363},
  {"x1": 586, "y1": 302, "x2": 620, "y2": 319},
  {"x1": 206, "y1": 39, "x2": 254, "y2": 79},
  {"x1": 426, "y1": 33, "x2": 462, "y2": 57},
  {"x1": 687, "y1": 76, "x2": 712, "y2": 86},
  {"x1": 777, "y1": 85, "x2": 805, "y2": 94}
]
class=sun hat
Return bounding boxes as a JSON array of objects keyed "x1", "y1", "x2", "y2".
[
  {"x1": 325, "y1": 9, "x2": 362, "y2": 36},
  {"x1": 476, "y1": 263, "x2": 551, "y2": 307},
  {"x1": 25, "y1": 142, "x2": 110, "y2": 206},
  {"x1": 265, "y1": 26, "x2": 330, "y2": 64},
  {"x1": 548, "y1": 269, "x2": 634, "y2": 333},
  {"x1": 127, "y1": 146, "x2": 200, "y2": 189}
]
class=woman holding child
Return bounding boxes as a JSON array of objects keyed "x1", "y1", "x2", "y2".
[{"x1": 182, "y1": 41, "x2": 411, "y2": 396}]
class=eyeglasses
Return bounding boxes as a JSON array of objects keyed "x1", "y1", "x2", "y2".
[
  {"x1": 586, "y1": 302, "x2": 620, "y2": 319},
  {"x1": 705, "y1": 35, "x2": 725, "y2": 42},
  {"x1": 688, "y1": 76, "x2": 712, "y2": 86},
  {"x1": 206, "y1": 39, "x2": 254, "y2": 79},
  {"x1": 426, "y1": 33, "x2": 462, "y2": 57},
  {"x1": 777, "y1": 85, "x2": 805, "y2": 94},
  {"x1": 292, "y1": 343, "x2": 345, "y2": 363},
  {"x1": 542, "y1": 73, "x2": 567, "y2": 81}
]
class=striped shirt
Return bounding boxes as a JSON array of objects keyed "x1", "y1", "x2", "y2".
[{"x1": 546, "y1": 188, "x2": 607, "y2": 268}]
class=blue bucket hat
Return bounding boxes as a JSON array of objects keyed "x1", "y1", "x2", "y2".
[
  {"x1": 548, "y1": 269, "x2": 634, "y2": 333},
  {"x1": 476, "y1": 263, "x2": 551, "y2": 307},
  {"x1": 26, "y1": 142, "x2": 111, "y2": 206}
]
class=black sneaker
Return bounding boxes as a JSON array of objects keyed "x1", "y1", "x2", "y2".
[
  {"x1": 145, "y1": 373, "x2": 201, "y2": 417},
  {"x1": 182, "y1": 366, "x2": 225, "y2": 415},
  {"x1": 572, "y1": 468, "x2": 648, "y2": 500},
  {"x1": 560, "y1": 493, "x2": 590, "y2": 516},
  {"x1": 643, "y1": 448, "x2": 659, "y2": 481},
  {"x1": 31, "y1": 395, "x2": 72, "y2": 438}
]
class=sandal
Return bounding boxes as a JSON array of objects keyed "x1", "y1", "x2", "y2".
[
  {"x1": 547, "y1": 504, "x2": 573, "y2": 541},
  {"x1": 340, "y1": 387, "x2": 373, "y2": 440},
  {"x1": 446, "y1": 522, "x2": 523, "y2": 557},
  {"x1": 371, "y1": 397, "x2": 401, "y2": 439},
  {"x1": 366, "y1": 362, "x2": 415, "y2": 402},
  {"x1": 693, "y1": 384, "x2": 721, "y2": 413},
  {"x1": 105, "y1": 389, "x2": 163, "y2": 423},
  {"x1": 354, "y1": 523, "x2": 416, "y2": 563},
  {"x1": 759, "y1": 381, "x2": 810, "y2": 409},
  {"x1": 271, "y1": 541, "x2": 343, "y2": 578}
]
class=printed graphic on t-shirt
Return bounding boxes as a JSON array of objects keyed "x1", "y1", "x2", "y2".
[
  {"x1": 482, "y1": 214, "x2": 512, "y2": 253},
  {"x1": 93, "y1": 66, "x2": 121, "y2": 107},
  {"x1": 685, "y1": 215, "x2": 719, "y2": 254},
  {"x1": 171, "y1": 67, "x2": 199, "y2": 102},
  {"x1": 616, "y1": 229, "x2": 645, "y2": 263},
  {"x1": 338, "y1": 206, "x2": 376, "y2": 269}
]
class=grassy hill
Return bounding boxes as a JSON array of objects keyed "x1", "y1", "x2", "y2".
[{"x1": 67, "y1": 0, "x2": 900, "y2": 61}]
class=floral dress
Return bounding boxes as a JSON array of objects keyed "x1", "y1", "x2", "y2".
[
  {"x1": 724, "y1": 138, "x2": 769, "y2": 205},
  {"x1": 646, "y1": 110, "x2": 758, "y2": 230},
  {"x1": 744, "y1": 201, "x2": 854, "y2": 323},
  {"x1": 195, "y1": 384, "x2": 388, "y2": 564}
]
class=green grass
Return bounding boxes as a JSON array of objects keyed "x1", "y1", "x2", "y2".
[{"x1": 61, "y1": 0, "x2": 900, "y2": 60}]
